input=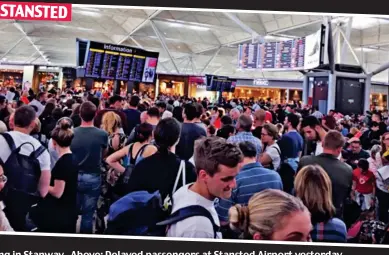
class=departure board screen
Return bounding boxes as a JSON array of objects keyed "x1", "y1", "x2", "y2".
[
  {"x1": 82, "y1": 40, "x2": 159, "y2": 82},
  {"x1": 238, "y1": 28, "x2": 323, "y2": 71},
  {"x1": 115, "y1": 53, "x2": 133, "y2": 81}
]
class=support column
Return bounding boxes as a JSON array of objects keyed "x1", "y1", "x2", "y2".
[
  {"x1": 155, "y1": 78, "x2": 159, "y2": 98},
  {"x1": 127, "y1": 81, "x2": 135, "y2": 95},
  {"x1": 85, "y1": 78, "x2": 94, "y2": 92},
  {"x1": 57, "y1": 68, "x2": 63, "y2": 90},
  {"x1": 285, "y1": 89, "x2": 289, "y2": 104},
  {"x1": 364, "y1": 75, "x2": 372, "y2": 113},
  {"x1": 302, "y1": 75, "x2": 309, "y2": 105},
  {"x1": 22, "y1": 65, "x2": 35, "y2": 91},
  {"x1": 113, "y1": 80, "x2": 120, "y2": 95},
  {"x1": 327, "y1": 73, "x2": 336, "y2": 113}
]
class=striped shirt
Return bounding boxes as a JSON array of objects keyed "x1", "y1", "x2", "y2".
[
  {"x1": 311, "y1": 218, "x2": 347, "y2": 243},
  {"x1": 227, "y1": 132, "x2": 262, "y2": 157},
  {"x1": 215, "y1": 162, "x2": 283, "y2": 222}
]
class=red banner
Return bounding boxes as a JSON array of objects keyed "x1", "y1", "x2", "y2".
[{"x1": 0, "y1": 2, "x2": 72, "y2": 21}]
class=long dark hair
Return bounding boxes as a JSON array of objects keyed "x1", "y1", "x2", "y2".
[
  {"x1": 40, "y1": 102, "x2": 55, "y2": 120},
  {"x1": 154, "y1": 117, "x2": 181, "y2": 154}
]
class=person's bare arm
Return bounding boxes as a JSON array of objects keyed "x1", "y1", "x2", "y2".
[
  {"x1": 106, "y1": 145, "x2": 129, "y2": 174},
  {"x1": 48, "y1": 180, "x2": 66, "y2": 198},
  {"x1": 38, "y1": 170, "x2": 51, "y2": 197}
]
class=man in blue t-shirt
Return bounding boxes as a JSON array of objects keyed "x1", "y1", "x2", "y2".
[{"x1": 278, "y1": 113, "x2": 304, "y2": 160}]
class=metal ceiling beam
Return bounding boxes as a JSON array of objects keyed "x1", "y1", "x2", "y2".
[
  {"x1": 223, "y1": 12, "x2": 261, "y2": 39},
  {"x1": 13, "y1": 22, "x2": 49, "y2": 64},
  {"x1": 213, "y1": 66, "x2": 223, "y2": 74},
  {"x1": 191, "y1": 57, "x2": 197, "y2": 74},
  {"x1": 131, "y1": 34, "x2": 221, "y2": 47},
  {"x1": 152, "y1": 17, "x2": 245, "y2": 32},
  {"x1": 117, "y1": 10, "x2": 162, "y2": 45},
  {"x1": 129, "y1": 37, "x2": 144, "y2": 49},
  {"x1": 338, "y1": 28, "x2": 367, "y2": 73},
  {"x1": 150, "y1": 20, "x2": 180, "y2": 74},
  {"x1": 266, "y1": 19, "x2": 323, "y2": 35},
  {"x1": 201, "y1": 46, "x2": 221, "y2": 74},
  {"x1": 0, "y1": 36, "x2": 26, "y2": 60},
  {"x1": 340, "y1": 17, "x2": 353, "y2": 62}
]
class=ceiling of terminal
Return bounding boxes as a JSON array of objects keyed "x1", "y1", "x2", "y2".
[{"x1": 1, "y1": 5, "x2": 389, "y2": 81}]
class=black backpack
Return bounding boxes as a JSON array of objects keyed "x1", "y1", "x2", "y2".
[
  {"x1": 111, "y1": 143, "x2": 149, "y2": 199},
  {"x1": 0, "y1": 133, "x2": 46, "y2": 197}
]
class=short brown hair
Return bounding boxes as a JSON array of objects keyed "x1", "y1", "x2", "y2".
[
  {"x1": 262, "y1": 123, "x2": 279, "y2": 140},
  {"x1": 194, "y1": 137, "x2": 243, "y2": 176},
  {"x1": 254, "y1": 109, "x2": 266, "y2": 122},
  {"x1": 80, "y1": 101, "x2": 97, "y2": 122},
  {"x1": 323, "y1": 130, "x2": 345, "y2": 150}
]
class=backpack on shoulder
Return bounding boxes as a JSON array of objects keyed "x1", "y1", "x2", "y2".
[
  {"x1": 104, "y1": 160, "x2": 220, "y2": 238},
  {"x1": 110, "y1": 143, "x2": 149, "y2": 199},
  {"x1": 0, "y1": 133, "x2": 45, "y2": 197},
  {"x1": 274, "y1": 142, "x2": 297, "y2": 194}
]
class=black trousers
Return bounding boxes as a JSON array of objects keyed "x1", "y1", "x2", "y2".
[{"x1": 377, "y1": 188, "x2": 389, "y2": 224}]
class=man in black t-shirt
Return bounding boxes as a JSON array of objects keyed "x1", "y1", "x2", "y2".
[
  {"x1": 176, "y1": 103, "x2": 207, "y2": 160},
  {"x1": 342, "y1": 138, "x2": 370, "y2": 169}
]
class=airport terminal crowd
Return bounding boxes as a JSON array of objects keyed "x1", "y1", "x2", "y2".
[{"x1": 1, "y1": 85, "x2": 389, "y2": 244}]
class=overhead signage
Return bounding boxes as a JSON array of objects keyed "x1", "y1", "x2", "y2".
[
  {"x1": 0, "y1": 2, "x2": 72, "y2": 21},
  {"x1": 253, "y1": 78, "x2": 269, "y2": 86},
  {"x1": 238, "y1": 27, "x2": 324, "y2": 71}
]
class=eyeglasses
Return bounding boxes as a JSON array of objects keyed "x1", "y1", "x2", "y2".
[{"x1": 0, "y1": 174, "x2": 7, "y2": 183}]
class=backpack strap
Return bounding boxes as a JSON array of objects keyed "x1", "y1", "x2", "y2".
[
  {"x1": 157, "y1": 205, "x2": 220, "y2": 238},
  {"x1": 32, "y1": 145, "x2": 46, "y2": 158},
  {"x1": 134, "y1": 144, "x2": 149, "y2": 161},
  {"x1": 0, "y1": 133, "x2": 16, "y2": 151}
]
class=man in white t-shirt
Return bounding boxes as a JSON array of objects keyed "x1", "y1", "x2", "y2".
[
  {"x1": 0, "y1": 105, "x2": 51, "y2": 231},
  {"x1": 167, "y1": 137, "x2": 243, "y2": 239}
]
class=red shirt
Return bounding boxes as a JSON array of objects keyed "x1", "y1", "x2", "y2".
[
  {"x1": 353, "y1": 168, "x2": 375, "y2": 194},
  {"x1": 265, "y1": 111, "x2": 273, "y2": 123}
]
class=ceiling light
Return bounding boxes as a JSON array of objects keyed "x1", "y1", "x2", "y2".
[
  {"x1": 264, "y1": 35, "x2": 291, "y2": 41},
  {"x1": 354, "y1": 47, "x2": 376, "y2": 52},
  {"x1": 170, "y1": 23, "x2": 184, "y2": 28},
  {"x1": 187, "y1": 25, "x2": 209, "y2": 31},
  {"x1": 78, "y1": 10, "x2": 101, "y2": 17}
]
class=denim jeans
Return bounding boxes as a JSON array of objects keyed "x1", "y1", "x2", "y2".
[{"x1": 77, "y1": 172, "x2": 101, "y2": 234}]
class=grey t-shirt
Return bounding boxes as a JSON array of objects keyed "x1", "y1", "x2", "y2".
[{"x1": 70, "y1": 127, "x2": 108, "y2": 174}]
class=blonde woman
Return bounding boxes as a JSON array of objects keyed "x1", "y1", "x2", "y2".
[
  {"x1": 295, "y1": 165, "x2": 347, "y2": 243},
  {"x1": 101, "y1": 112, "x2": 127, "y2": 154},
  {"x1": 96, "y1": 111, "x2": 127, "y2": 233},
  {"x1": 228, "y1": 189, "x2": 311, "y2": 241}
]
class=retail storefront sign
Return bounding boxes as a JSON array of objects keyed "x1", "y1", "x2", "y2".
[
  {"x1": 0, "y1": 2, "x2": 72, "y2": 21},
  {"x1": 253, "y1": 78, "x2": 269, "y2": 86}
]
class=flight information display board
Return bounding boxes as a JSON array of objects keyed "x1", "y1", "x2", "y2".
[
  {"x1": 238, "y1": 27, "x2": 323, "y2": 71},
  {"x1": 82, "y1": 40, "x2": 159, "y2": 83},
  {"x1": 206, "y1": 74, "x2": 236, "y2": 92}
]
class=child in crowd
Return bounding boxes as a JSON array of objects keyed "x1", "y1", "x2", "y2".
[{"x1": 352, "y1": 159, "x2": 376, "y2": 212}]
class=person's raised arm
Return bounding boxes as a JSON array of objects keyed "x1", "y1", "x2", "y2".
[{"x1": 106, "y1": 145, "x2": 129, "y2": 174}]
